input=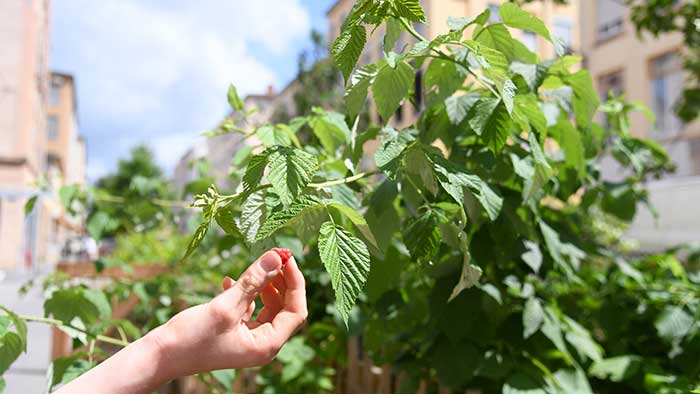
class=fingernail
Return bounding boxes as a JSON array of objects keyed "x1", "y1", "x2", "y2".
[{"x1": 259, "y1": 254, "x2": 280, "y2": 272}]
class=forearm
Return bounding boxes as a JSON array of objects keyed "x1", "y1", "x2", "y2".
[{"x1": 55, "y1": 327, "x2": 171, "y2": 394}]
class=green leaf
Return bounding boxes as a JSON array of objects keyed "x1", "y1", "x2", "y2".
[
  {"x1": 242, "y1": 152, "x2": 268, "y2": 192},
  {"x1": 215, "y1": 207, "x2": 239, "y2": 235},
  {"x1": 345, "y1": 65, "x2": 376, "y2": 119},
  {"x1": 374, "y1": 128, "x2": 414, "y2": 178},
  {"x1": 555, "y1": 118, "x2": 585, "y2": 178},
  {"x1": 553, "y1": 369, "x2": 593, "y2": 394},
  {"x1": 276, "y1": 336, "x2": 315, "y2": 382},
  {"x1": 589, "y1": 355, "x2": 641, "y2": 382},
  {"x1": 402, "y1": 208, "x2": 441, "y2": 261},
  {"x1": 372, "y1": 60, "x2": 414, "y2": 121},
  {"x1": 332, "y1": 24, "x2": 366, "y2": 82},
  {"x1": 501, "y1": 78, "x2": 517, "y2": 114},
  {"x1": 499, "y1": 3, "x2": 551, "y2": 41},
  {"x1": 404, "y1": 146, "x2": 440, "y2": 196},
  {"x1": 0, "y1": 332, "x2": 22, "y2": 376},
  {"x1": 24, "y1": 196, "x2": 37, "y2": 216},
  {"x1": 502, "y1": 373, "x2": 549, "y2": 394},
  {"x1": 267, "y1": 147, "x2": 319, "y2": 206},
  {"x1": 511, "y1": 62, "x2": 551, "y2": 92},
  {"x1": 44, "y1": 287, "x2": 111, "y2": 334},
  {"x1": 211, "y1": 369, "x2": 237, "y2": 391},
  {"x1": 445, "y1": 93, "x2": 480, "y2": 125},
  {"x1": 513, "y1": 93, "x2": 547, "y2": 136},
  {"x1": 384, "y1": 17, "x2": 403, "y2": 52},
  {"x1": 565, "y1": 70, "x2": 599, "y2": 128},
  {"x1": 523, "y1": 132, "x2": 552, "y2": 201},
  {"x1": 183, "y1": 221, "x2": 209, "y2": 260},
  {"x1": 47, "y1": 353, "x2": 93, "y2": 391},
  {"x1": 447, "y1": 16, "x2": 472, "y2": 32},
  {"x1": 256, "y1": 125, "x2": 293, "y2": 147},
  {"x1": 255, "y1": 195, "x2": 324, "y2": 241},
  {"x1": 238, "y1": 191, "x2": 267, "y2": 244},
  {"x1": 430, "y1": 153, "x2": 503, "y2": 220},
  {"x1": 521, "y1": 240, "x2": 543, "y2": 273},
  {"x1": 468, "y1": 98, "x2": 512, "y2": 153},
  {"x1": 523, "y1": 297, "x2": 544, "y2": 339},
  {"x1": 227, "y1": 84, "x2": 244, "y2": 112},
  {"x1": 391, "y1": 0, "x2": 426, "y2": 22},
  {"x1": 318, "y1": 221, "x2": 370, "y2": 325},
  {"x1": 477, "y1": 24, "x2": 538, "y2": 64},
  {"x1": 309, "y1": 110, "x2": 351, "y2": 153},
  {"x1": 86, "y1": 212, "x2": 118, "y2": 241},
  {"x1": 327, "y1": 202, "x2": 378, "y2": 249},
  {"x1": 655, "y1": 306, "x2": 694, "y2": 342},
  {"x1": 448, "y1": 252, "x2": 482, "y2": 301},
  {"x1": 0, "y1": 307, "x2": 26, "y2": 349},
  {"x1": 540, "y1": 221, "x2": 585, "y2": 273},
  {"x1": 563, "y1": 316, "x2": 603, "y2": 362},
  {"x1": 424, "y1": 59, "x2": 467, "y2": 108}
]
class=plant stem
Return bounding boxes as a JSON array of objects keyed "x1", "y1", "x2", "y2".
[
  {"x1": 19, "y1": 315, "x2": 130, "y2": 347},
  {"x1": 308, "y1": 171, "x2": 379, "y2": 188}
]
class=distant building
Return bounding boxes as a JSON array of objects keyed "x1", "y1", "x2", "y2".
[
  {"x1": 0, "y1": 0, "x2": 85, "y2": 271},
  {"x1": 580, "y1": 0, "x2": 700, "y2": 250}
]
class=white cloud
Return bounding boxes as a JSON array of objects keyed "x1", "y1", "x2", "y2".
[{"x1": 50, "y1": 0, "x2": 311, "y2": 177}]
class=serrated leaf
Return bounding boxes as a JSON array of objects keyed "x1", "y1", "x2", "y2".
[
  {"x1": 327, "y1": 202, "x2": 378, "y2": 249},
  {"x1": 445, "y1": 93, "x2": 480, "y2": 125},
  {"x1": 513, "y1": 93, "x2": 547, "y2": 136},
  {"x1": 332, "y1": 24, "x2": 366, "y2": 82},
  {"x1": 318, "y1": 221, "x2": 370, "y2": 325},
  {"x1": 555, "y1": 118, "x2": 585, "y2": 177},
  {"x1": 374, "y1": 128, "x2": 414, "y2": 178},
  {"x1": 215, "y1": 207, "x2": 239, "y2": 235},
  {"x1": 402, "y1": 208, "x2": 441, "y2": 261},
  {"x1": 309, "y1": 110, "x2": 350, "y2": 153},
  {"x1": 0, "y1": 332, "x2": 22, "y2": 376},
  {"x1": 256, "y1": 125, "x2": 293, "y2": 147},
  {"x1": 372, "y1": 60, "x2": 414, "y2": 121},
  {"x1": 405, "y1": 146, "x2": 439, "y2": 196},
  {"x1": 523, "y1": 297, "x2": 544, "y2": 338},
  {"x1": 227, "y1": 84, "x2": 244, "y2": 112},
  {"x1": 0, "y1": 307, "x2": 26, "y2": 350},
  {"x1": 255, "y1": 195, "x2": 324, "y2": 241},
  {"x1": 384, "y1": 17, "x2": 403, "y2": 52},
  {"x1": 563, "y1": 316, "x2": 603, "y2": 362},
  {"x1": 238, "y1": 191, "x2": 267, "y2": 244},
  {"x1": 44, "y1": 287, "x2": 111, "y2": 334},
  {"x1": 430, "y1": 153, "x2": 503, "y2": 220},
  {"x1": 499, "y1": 3, "x2": 551, "y2": 41},
  {"x1": 511, "y1": 62, "x2": 551, "y2": 92},
  {"x1": 523, "y1": 132, "x2": 552, "y2": 201},
  {"x1": 345, "y1": 65, "x2": 376, "y2": 119},
  {"x1": 565, "y1": 70, "x2": 599, "y2": 128},
  {"x1": 424, "y1": 58, "x2": 467, "y2": 108},
  {"x1": 553, "y1": 369, "x2": 593, "y2": 394},
  {"x1": 501, "y1": 78, "x2": 517, "y2": 114},
  {"x1": 449, "y1": 252, "x2": 482, "y2": 301},
  {"x1": 392, "y1": 0, "x2": 426, "y2": 22},
  {"x1": 243, "y1": 153, "x2": 268, "y2": 191},
  {"x1": 267, "y1": 148, "x2": 319, "y2": 206},
  {"x1": 183, "y1": 220, "x2": 209, "y2": 260}
]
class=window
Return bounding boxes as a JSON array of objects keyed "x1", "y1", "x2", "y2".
[
  {"x1": 49, "y1": 77, "x2": 62, "y2": 105},
  {"x1": 521, "y1": 31, "x2": 538, "y2": 52},
  {"x1": 488, "y1": 4, "x2": 501, "y2": 24},
  {"x1": 597, "y1": 0, "x2": 625, "y2": 42},
  {"x1": 47, "y1": 115, "x2": 58, "y2": 140},
  {"x1": 650, "y1": 53, "x2": 684, "y2": 136},
  {"x1": 553, "y1": 16, "x2": 573, "y2": 53}
]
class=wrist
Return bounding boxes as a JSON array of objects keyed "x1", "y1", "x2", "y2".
[{"x1": 143, "y1": 323, "x2": 180, "y2": 383}]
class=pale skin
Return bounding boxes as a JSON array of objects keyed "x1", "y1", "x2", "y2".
[{"x1": 55, "y1": 250, "x2": 308, "y2": 394}]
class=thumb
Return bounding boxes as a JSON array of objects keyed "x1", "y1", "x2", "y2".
[{"x1": 213, "y1": 251, "x2": 282, "y2": 321}]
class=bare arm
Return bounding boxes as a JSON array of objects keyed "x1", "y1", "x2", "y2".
[{"x1": 55, "y1": 250, "x2": 307, "y2": 394}]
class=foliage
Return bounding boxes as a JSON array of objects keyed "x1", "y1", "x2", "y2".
[{"x1": 1, "y1": 2, "x2": 698, "y2": 394}]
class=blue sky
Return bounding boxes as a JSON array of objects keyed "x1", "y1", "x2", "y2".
[{"x1": 50, "y1": 0, "x2": 336, "y2": 181}]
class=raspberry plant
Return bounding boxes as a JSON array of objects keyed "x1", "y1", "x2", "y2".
[{"x1": 2, "y1": 1, "x2": 700, "y2": 393}]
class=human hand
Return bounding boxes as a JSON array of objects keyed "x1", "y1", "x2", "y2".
[{"x1": 152, "y1": 250, "x2": 308, "y2": 378}]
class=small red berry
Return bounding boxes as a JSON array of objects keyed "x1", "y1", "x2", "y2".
[{"x1": 271, "y1": 248, "x2": 291, "y2": 269}]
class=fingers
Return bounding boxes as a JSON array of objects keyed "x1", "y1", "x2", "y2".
[
  {"x1": 222, "y1": 276, "x2": 234, "y2": 290},
  {"x1": 251, "y1": 256, "x2": 307, "y2": 341},
  {"x1": 255, "y1": 283, "x2": 283, "y2": 323},
  {"x1": 210, "y1": 251, "x2": 282, "y2": 322}
]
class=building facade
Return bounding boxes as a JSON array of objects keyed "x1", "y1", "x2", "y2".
[
  {"x1": 580, "y1": 0, "x2": 700, "y2": 250},
  {"x1": 0, "y1": 0, "x2": 85, "y2": 271}
]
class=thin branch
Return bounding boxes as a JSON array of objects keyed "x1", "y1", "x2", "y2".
[{"x1": 19, "y1": 315, "x2": 130, "y2": 347}]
